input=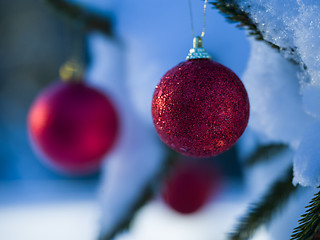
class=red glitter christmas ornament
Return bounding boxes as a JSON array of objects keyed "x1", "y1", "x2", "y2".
[
  {"x1": 28, "y1": 80, "x2": 119, "y2": 175},
  {"x1": 152, "y1": 37, "x2": 249, "y2": 158},
  {"x1": 162, "y1": 159, "x2": 223, "y2": 214}
]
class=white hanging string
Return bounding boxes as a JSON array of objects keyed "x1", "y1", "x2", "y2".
[{"x1": 187, "y1": 0, "x2": 208, "y2": 38}]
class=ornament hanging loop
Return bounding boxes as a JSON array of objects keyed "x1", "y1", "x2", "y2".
[
  {"x1": 201, "y1": 0, "x2": 208, "y2": 38},
  {"x1": 188, "y1": 0, "x2": 208, "y2": 38}
]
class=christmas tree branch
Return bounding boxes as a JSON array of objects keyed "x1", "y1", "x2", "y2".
[
  {"x1": 229, "y1": 165, "x2": 298, "y2": 240},
  {"x1": 46, "y1": 0, "x2": 113, "y2": 36},
  {"x1": 245, "y1": 143, "x2": 289, "y2": 167},
  {"x1": 211, "y1": 0, "x2": 280, "y2": 50},
  {"x1": 211, "y1": 0, "x2": 299, "y2": 65},
  {"x1": 291, "y1": 187, "x2": 320, "y2": 240},
  {"x1": 99, "y1": 183, "x2": 153, "y2": 240},
  {"x1": 99, "y1": 149, "x2": 178, "y2": 240}
]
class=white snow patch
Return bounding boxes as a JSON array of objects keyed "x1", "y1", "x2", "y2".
[
  {"x1": 236, "y1": 0, "x2": 320, "y2": 187},
  {"x1": 302, "y1": 85, "x2": 320, "y2": 118},
  {"x1": 0, "y1": 201, "x2": 98, "y2": 240},
  {"x1": 242, "y1": 39, "x2": 312, "y2": 147},
  {"x1": 293, "y1": 120, "x2": 320, "y2": 187}
]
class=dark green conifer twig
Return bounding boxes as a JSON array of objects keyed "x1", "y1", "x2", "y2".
[
  {"x1": 229, "y1": 165, "x2": 298, "y2": 240},
  {"x1": 99, "y1": 148, "x2": 178, "y2": 240},
  {"x1": 211, "y1": 0, "x2": 280, "y2": 50},
  {"x1": 245, "y1": 143, "x2": 289, "y2": 167},
  {"x1": 291, "y1": 187, "x2": 320, "y2": 240},
  {"x1": 98, "y1": 183, "x2": 153, "y2": 240},
  {"x1": 211, "y1": 0, "x2": 300, "y2": 65},
  {"x1": 47, "y1": 0, "x2": 113, "y2": 36}
]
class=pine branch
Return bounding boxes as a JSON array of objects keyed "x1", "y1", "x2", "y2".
[
  {"x1": 46, "y1": 0, "x2": 113, "y2": 36},
  {"x1": 211, "y1": 0, "x2": 280, "y2": 50},
  {"x1": 245, "y1": 143, "x2": 289, "y2": 167},
  {"x1": 291, "y1": 187, "x2": 320, "y2": 240},
  {"x1": 99, "y1": 183, "x2": 153, "y2": 240},
  {"x1": 99, "y1": 148, "x2": 178, "y2": 240},
  {"x1": 211, "y1": 1, "x2": 299, "y2": 65},
  {"x1": 229, "y1": 165, "x2": 298, "y2": 240}
]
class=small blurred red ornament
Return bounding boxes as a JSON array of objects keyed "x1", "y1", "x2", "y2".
[
  {"x1": 152, "y1": 37, "x2": 249, "y2": 158},
  {"x1": 28, "y1": 81, "x2": 119, "y2": 175},
  {"x1": 162, "y1": 159, "x2": 223, "y2": 214}
]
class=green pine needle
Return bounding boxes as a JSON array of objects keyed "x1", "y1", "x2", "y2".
[
  {"x1": 211, "y1": 0, "x2": 280, "y2": 51},
  {"x1": 211, "y1": 0, "x2": 300, "y2": 65},
  {"x1": 291, "y1": 187, "x2": 320, "y2": 240},
  {"x1": 245, "y1": 143, "x2": 289, "y2": 167},
  {"x1": 99, "y1": 183, "x2": 153, "y2": 240},
  {"x1": 99, "y1": 148, "x2": 178, "y2": 240},
  {"x1": 229, "y1": 166, "x2": 298, "y2": 240}
]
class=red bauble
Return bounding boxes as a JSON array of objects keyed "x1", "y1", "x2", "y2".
[
  {"x1": 152, "y1": 59, "x2": 249, "y2": 158},
  {"x1": 28, "y1": 81, "x2": 119, "y2": 175},
  {"x1": 162, "y1": 160, "x2": 222, "y2": 214}
]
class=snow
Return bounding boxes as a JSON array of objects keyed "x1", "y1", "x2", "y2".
[
  {"x1": 293, "y1": 2, "x2": 320, "y2": 86},
  {"x1": 293, "y1": 121, "x2": 320, "y2": 187},
  {"x1": 238, "y1": 0, "x2": 298, "y2": 56},
  {"x1": 241, "y1": 39, "x2": 312, "y2": 147},
  {"x1": 237, "y1": 0, "x2": 320, "y2": 187},
  {"x1": 0, "y1": 181, "x2": 99, "y2": 240},
  {"x1": 0, "y1": 201, "x2": 98, "y2": 240},
  {"x1": 237, "y1": 0, "x2": 320, "y2": 90},
  {"x1": 302, "y1": 85, "x2": 320, "y2": 118}
]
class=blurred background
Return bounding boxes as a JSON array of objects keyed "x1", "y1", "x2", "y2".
[
  {"x1": 0, "y1": 1, "x2": 99, "y2": 239},
  {"x1": 0, "y1": 0, "x2": 253, "y2": 239}
]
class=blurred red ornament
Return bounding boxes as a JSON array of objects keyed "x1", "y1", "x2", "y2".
[
  {"x1": 28, "y1": 81, "x2": 119, "y2": 175},
  {"x1": 152, "y1": 58, "x2": 249, "y2": 158},
  {"x1": 162, "y1": 160, "x2": 223, "y2": 214}
]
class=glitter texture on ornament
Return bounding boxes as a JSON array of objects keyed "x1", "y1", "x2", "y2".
[{"x1": 152, "y1": 59, "x2": 249, "y2": 158}]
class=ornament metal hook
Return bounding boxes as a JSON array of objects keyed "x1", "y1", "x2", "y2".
[{"x1": 186, "y1": 36, "x2": 211, "y2": 60}]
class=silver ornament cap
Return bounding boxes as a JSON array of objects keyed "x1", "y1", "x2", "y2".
[{"x1": 186, "y1": 36, "x2": 211, "y2": 60}]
